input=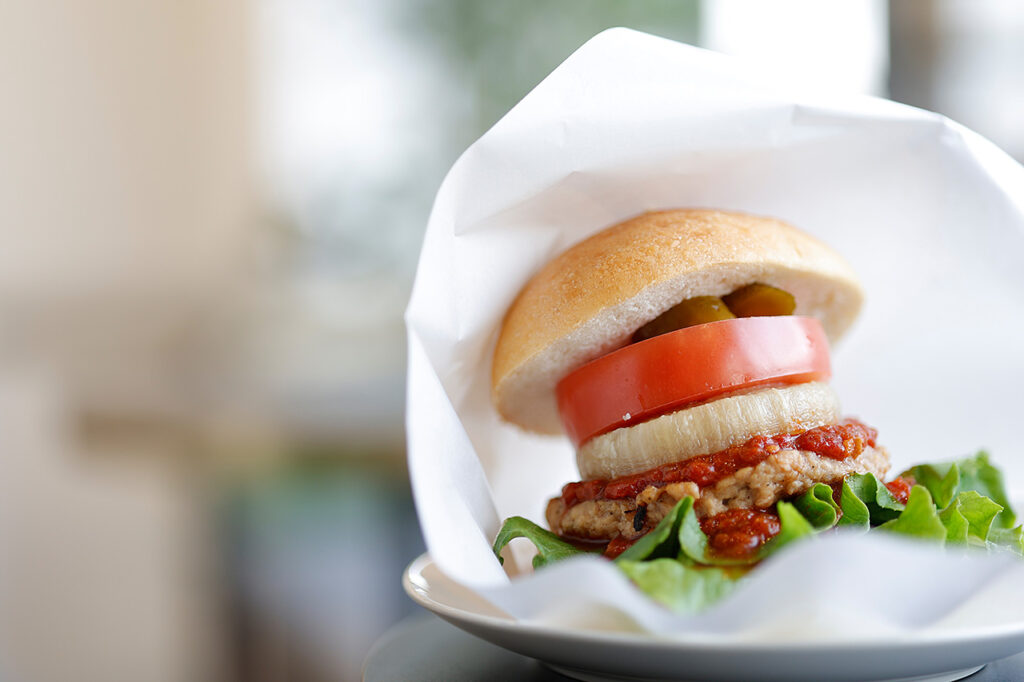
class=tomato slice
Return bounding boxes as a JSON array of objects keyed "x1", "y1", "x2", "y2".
[{"x1": 555, "y1": 316, "x2": 831, "y2": 448}]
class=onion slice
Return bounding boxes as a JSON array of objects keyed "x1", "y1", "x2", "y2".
[{"x1": 576, "y1": 382, "x2": 841, "y2": 480}]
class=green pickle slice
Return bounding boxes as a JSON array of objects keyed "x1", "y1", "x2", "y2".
[
  {"x1": 632, "y1": 283, "x2": 797, "y2": 342},
  {"x1": 633, "y1": 296, "x2": 734, "y2": 342},
  {"x1": 722, "y1": 283, "x2": 796, "y2": 318}
]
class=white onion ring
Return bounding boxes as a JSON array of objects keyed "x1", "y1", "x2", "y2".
[{"x1": 576, "y1": 382, "x2": 841, "y2": 480}]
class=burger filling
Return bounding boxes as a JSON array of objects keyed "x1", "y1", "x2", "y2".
[
  {"x1": 549, "y1": 285, "x2": 895, "y2": 561},
  {"x1": 547, "y1": 420, "x2": 891, "y2": 559}
]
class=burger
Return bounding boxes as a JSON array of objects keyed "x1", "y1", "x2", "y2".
[{"x1": 490, "y1": 209, "x2": 903, "y2": 561}]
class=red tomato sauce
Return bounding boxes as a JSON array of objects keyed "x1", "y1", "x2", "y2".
[
  {"x1": 603, "y1": 536, "x2": 637, "y2": 559},
  {"x1": 601, "y1": 510, "x2": 782, "y2": 559},
  {"x1": 701, "y1": 508, "x2": 781, "y2": 558},
  {"x1": 562, "y1": 419, "x2": 878, "y2": 508},
  {"x1": 885, "y1": 477, "x2": 913, "y2": 505}
]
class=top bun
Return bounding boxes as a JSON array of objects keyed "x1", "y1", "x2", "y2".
[{"x1": 491, "y1": 209, "x2": 864, "y2": 434}]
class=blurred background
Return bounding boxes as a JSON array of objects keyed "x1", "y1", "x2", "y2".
[{"x1": 2, "y1": 1, "x2": 1023, "y2": 680}]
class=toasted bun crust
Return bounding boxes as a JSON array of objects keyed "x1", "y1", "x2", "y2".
[{"x1": 492, "y1": 209, "x2": 863, "y2": 434}]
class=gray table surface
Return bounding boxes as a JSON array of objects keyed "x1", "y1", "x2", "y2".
[{"x1": 363, "y1": 613, "x2": 1024, "y2": 682}]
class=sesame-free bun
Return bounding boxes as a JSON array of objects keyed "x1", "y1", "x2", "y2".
[{"x1": 491, "y1": 209, "x2": 864, "y2": 434}]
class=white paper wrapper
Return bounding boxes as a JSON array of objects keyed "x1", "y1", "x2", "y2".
[{"x1": 405, "y1": 28, "x2": 1024, "y2": 637}]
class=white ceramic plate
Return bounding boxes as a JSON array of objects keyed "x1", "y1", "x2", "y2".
[{"x1": 403, "y1": 553, "x2": 1024, "y2": 682}]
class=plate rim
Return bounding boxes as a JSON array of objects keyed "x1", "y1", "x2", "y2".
[{"x1": 403, "y1": 552, "x2": 1024, "y2": 653}]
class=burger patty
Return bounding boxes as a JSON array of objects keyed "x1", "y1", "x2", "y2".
[{"x1": 546, "y1": 445, "x2": 891, "y2": 542}]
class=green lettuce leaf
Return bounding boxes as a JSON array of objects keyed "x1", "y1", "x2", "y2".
[
  {"x1": 674, "y1": 496, "x2": 711, "y2": 564},
  {"x1": 615, "y1": 497, "x2": 689, "y2": 562},
  {"x1": 492, "y1": 516, "x2": 587, "y2": 568},
  {"x1": 959, "y1": 453, "x2": 1017, "y2": 528},
  {"x1": 761, "y1": 500, "x2": 817, "y2": 556},
  {"x1": 904, "y1": 452, "x2": 1016, "y2": 529},
  {"x1": 616, "y1": 558, "x2": 742, "y2": 614},
  {"x1": 880, "y1": 486, "x2": 947, "y2": 542},
  {"x1": 843, "y1": 472, "x2": 905, "y2": 524},
  {"x1": 792, "y1": 483, "x2": 841, "y2": 529},
  {"x1": 672, "y1": 497, "x2": 763, "y2": 567},
  {"x1": 836, "y1": 478, "x2": 871, "y2": 529},
  {"x1": 988, "y1": 526, "x2": 1024, "y2": 556},
  {"x1": 939, "y1": 491, "x2": 1003, "y2": 545},
  {"x1": 615, "y1": 497, "x2": 758, "y2": 567},
  {"x1": 904, "y1": 460, "x2": 961, "y2": 509},
  {"x1": 493, "y1": 452, "x2": 1021, "y2": 616}
]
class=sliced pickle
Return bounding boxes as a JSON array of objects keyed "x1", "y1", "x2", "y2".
[
  {"x1": 722, "y1": 283, "x2": 795, "y2": 318},
  {"x1": 632, "y1": 296, "x2": 735, "y2": 342}
]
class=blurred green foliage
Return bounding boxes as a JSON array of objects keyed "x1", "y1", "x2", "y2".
[{"x1": 400, "y1": 0, "x2": 700, "y2": 145}]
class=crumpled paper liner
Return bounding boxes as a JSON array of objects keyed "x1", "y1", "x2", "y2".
[{"x1": 405, "y1": 28, "x2": 1024, "y2": 636}]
